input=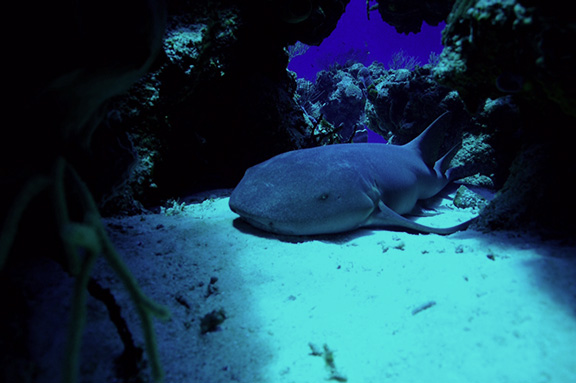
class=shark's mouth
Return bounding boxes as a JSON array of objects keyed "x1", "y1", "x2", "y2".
[{"x1": 230, "y1": 204, "x2": 292, "y2": 235}]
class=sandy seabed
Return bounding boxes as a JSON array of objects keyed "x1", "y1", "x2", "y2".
[{"x1": 21, "y1": 192, "x2": 576, "y2": 383}]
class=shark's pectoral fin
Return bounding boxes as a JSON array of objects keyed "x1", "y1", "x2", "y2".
[
  {"x1": 406, "y1": 203, "x2": 439, "y2": 217},
  {"x1": 367, "y1": 201, "x2": 476, "y2": 235}
]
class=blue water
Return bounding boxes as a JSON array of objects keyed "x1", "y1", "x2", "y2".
[
  {"x1": 288, "y1": 0, "x2": 445, "y2": 82},
  {"x1": 288, "y1": 0, "x2": 445, "y2": 143}
]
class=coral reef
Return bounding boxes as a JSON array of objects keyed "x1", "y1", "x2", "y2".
[
  {"x1": 366, "y1": 64, "x2": 466, "y2": 145},
  {"x1": 93, "y1": 1, "x2": 351, "y2": 212},
  {"x1": 294, "y1": 59, "x2": 520, "y2": 191},
  {"x1": 436, "y1": 0, "x2": 576, "y2": 118},
  {"x1": 367, "y1": 64, "x2": 522, "y2": 188},
  {"x1": 436, "y1": 0, "x2": 576, "y2": 234},
  {"x1": 297, "y1": 63, "x2": 370, "y2": 143},
  {"x1": 295, "y1": 62, "x2": 371, "y2": 144}
]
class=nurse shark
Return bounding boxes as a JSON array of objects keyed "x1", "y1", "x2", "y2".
[{"x1": 229, "y1": 112, "x2": 476, "y2": 235}]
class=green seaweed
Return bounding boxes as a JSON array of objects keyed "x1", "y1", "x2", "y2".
[{"x1": 0, "y1": 157, "x2": 170, "y2": 383}]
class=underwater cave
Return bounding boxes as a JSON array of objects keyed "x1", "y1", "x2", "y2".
[{"x1": 2, "y1": 1, "x2": 576, "y2": 382}]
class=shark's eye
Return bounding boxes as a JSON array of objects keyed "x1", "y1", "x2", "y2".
[{"x1": 318, "y1": 193, "x2": 330, "y2": 200}]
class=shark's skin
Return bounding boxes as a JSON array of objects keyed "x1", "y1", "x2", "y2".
[{"x1": 229, "y1": 113, "x2": 476, "y2": 236}]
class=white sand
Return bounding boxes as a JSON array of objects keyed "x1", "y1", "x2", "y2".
[{"x1": 83, "y1": 194, "x2": 576, "y2": 383}]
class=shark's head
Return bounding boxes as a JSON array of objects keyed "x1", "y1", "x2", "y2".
[{"x1": 229, "y1": 148, "x2": 378, "y2": 235}]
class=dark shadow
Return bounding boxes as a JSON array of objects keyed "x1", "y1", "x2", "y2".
[
  {"x1": 232, "y1": 217, "x2": 378, "y2": 244},
  {"x1": 232, "y1": 214, "x2": 476, "y2": 245},
  {"x1": 531, "y1": 256, "x2": 576, "y2": 315},
  {"x1": 524, "y1": 242, "x2": 576, "y2": 318},
  {"x1": 232, "y1": 217, "x2": 352, "y2": 244},
  {"x1": 466, "y1": 231, "x2": 576, "y2": 319}
]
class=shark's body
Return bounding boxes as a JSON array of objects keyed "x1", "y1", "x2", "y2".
[{"x1": 229, "y1": 113, "x2": 475, "y2": 235}]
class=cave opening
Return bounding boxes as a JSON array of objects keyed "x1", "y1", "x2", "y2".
[
  {"x1": 286, "y1": 0, "x2": 446, "y2": 145},
  {"x1": 288, "y1": 0, "x2": 445, "y2": 82}
]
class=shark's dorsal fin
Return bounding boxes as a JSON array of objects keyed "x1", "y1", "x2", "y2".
[{"x1": 403, "y1": 111, "x2": 450, "y2": 167}]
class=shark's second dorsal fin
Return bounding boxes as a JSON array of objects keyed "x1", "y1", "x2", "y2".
[
  {"x1": 403, "y1": 111, "x2": 450, "y2": 167},
  {"x1": 434, "y1": 143, "x2": 461, "y2": 180}
]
